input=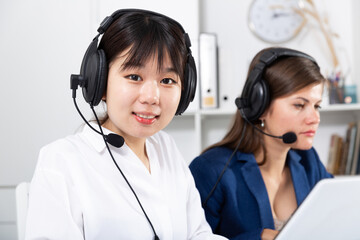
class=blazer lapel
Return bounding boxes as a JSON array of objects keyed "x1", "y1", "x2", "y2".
[
  {"x1": 240, "y1": 154, "x2": 274, "y2": 229},
  {"x1": 287, "y1": 150, "x2": 311, "y2": 205}
]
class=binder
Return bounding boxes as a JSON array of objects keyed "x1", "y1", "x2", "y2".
[{"x1": 199, "y1": 33, "x2": 218, "y2": 109}]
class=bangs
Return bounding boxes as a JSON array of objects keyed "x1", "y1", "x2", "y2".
[
  {"x1": 99, "y1": 11, "x2": 188, "y2": 87},
  {"x1": 120, "y1": 18, "x2": 185, "y2": 78}
]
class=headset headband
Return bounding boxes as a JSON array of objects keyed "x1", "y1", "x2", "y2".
[
  {"x1": 96, "y1": 9, "x2": 192, "y2": 52},
  {"x1": 72, "y1": 8, "x2": 197, "y2": 115},
  {"x1": 236, "y1": 48, "x2": 318, "y2": 122}
]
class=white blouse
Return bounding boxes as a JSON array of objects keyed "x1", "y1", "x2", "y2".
[{"x1": 25, "y1": 124, "x2": 226, "y2": 240}]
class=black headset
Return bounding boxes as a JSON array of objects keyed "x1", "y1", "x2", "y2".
[
  {"x1": 78, "y1": 9, "x2": 197, "y2": 115},
  {"x1": 235, "y1": 47, "x2": 317, "y2": 122}
]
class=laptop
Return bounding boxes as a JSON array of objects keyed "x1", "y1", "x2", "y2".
[{"x1": 275, "y1": 176, "x2": 360, "y2": 240}]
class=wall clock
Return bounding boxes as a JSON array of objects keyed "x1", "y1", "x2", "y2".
[{"x1": 248, "y1": 0, "x2": 306, "y2": 43}]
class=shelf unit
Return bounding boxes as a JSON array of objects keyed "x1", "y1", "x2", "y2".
[
  {"x1": 321, "y1": 103, "x2": 360, "y2": 112},
  {"x1": 165, "y1": 103, "x2": 360, "y2": 165}
]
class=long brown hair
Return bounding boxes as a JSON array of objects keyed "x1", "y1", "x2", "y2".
[{"x1": 203, "y1": 47, "x2": 326, "y2": 164}]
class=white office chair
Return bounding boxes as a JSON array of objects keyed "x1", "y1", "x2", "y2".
[{"x1": 15, "y1": 182, "x2": 30, "y2": 240}]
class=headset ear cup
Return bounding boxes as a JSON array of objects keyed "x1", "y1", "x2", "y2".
[
  {"x1": 245, "y1": 79, "x2": 269, "y2": 121},
  {"x1": 186, "y1": 55, "x2": 197, "y2": 103},
  {"x1": 81, "y1": 40, "x2": 98, "y2": 104},
  {"x1": 81, "y1": 48, "x2": 107, "y2": 106},
  {"x1": 175, "y1": 55, "x2": 197, "y2": 115},
  {"x1": 239, "y1": 48, "x2": 317, "y2": 122},
  {"x1": 92, "y1": 49, "x2": 108, "y2": 106}
]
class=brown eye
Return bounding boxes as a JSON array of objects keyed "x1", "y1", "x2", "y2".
[
  {"x1": 315, "y1": 104, "x2": 322, "y2": 110},
  {"x1": 294, "y1": 104, "x2": 304, "y2": 109},
  {"x1": 126, "y1": 74, "x2": 141, "y2": 81},
  {"x1": 161, "y1": 78, "x2": 177, "y2": 85}
]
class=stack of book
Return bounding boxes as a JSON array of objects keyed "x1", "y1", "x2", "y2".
[{"x1": 327, "y1": 121, "x2": 360, "y2": 175}]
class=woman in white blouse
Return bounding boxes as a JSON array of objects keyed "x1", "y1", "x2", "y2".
[{"x1": 25, "y1": 9, "x2": 226, "y2": 240}]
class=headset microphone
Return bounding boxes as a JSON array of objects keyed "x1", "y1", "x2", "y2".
[
  {"x1": 70, "y1": 74, "x2": 125, "y2": 148},
  {"x1": 104, "y1": 133, "x2": 125, "y2": 148},
  {"x1": 241, "y1": 110, "x2": 297, "y2": 144},
  {"x1": 281, "y1": 132, "x2": 297, "y2": 144},
  {"x1": 251, "y1": 125, "x2": 297, "y2": 144},
  {"x1": 238, "y1": 108, "x2": 297, "y2": 144}
]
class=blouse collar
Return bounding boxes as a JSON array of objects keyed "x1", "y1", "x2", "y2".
[
  {"x1": 80, "y1": 122, "x2": 110, "y2": 153},
  {"x1": 80, "y1": 122, "x2": 160, "y2": 154}
]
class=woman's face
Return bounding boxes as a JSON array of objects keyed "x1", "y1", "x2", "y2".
[
  {"x1": 102, "y1": 50, "x2": 182, "y2": 143},
  {"x1": 262, "y1": 83, "x2": 323, "y2": 150}
]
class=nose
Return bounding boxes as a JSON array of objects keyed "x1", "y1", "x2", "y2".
[
  {"x1": 305, "y1": 107, "x2": 320, "y2": 125},
  {"x1": 139, "y1": 80, "x2": 160, "y2": 105}
]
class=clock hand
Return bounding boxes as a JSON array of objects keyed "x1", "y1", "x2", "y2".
[{"x1": 272, "y1": 12, "x2": 292, "y2": 18}]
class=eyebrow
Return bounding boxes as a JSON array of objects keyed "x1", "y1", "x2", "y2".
[
  {"x1": 295, "y1": 97, "x2": 322, "y2": 103},
  {"x1": 121, "y1": 63, "x2": 177, "y2": 74},
  {"x1": 296, "y1": 97, "x2": 309, "y2": 102},
  {"x1": 121, "y1": 63, "x2": 142, "y2": 70},
  {"x1": 163, "y1": 67, "x2": 177, "y2": 74}
]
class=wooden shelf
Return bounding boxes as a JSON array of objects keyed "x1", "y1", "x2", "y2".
[
  {"x1": 172, "y1": 102, "x2": 360, "y2": 166},
  {"x1": 183, "y1": 108, "x2": 235, "y2": 116},
  {"x1": 184, "y1": 103, "x2": 360, "y2": 116},
  {"x1": 320, "y1": 103, "x2": 360, "y2": 112}
]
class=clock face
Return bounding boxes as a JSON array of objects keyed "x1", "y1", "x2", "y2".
[{"x1": 248, "y1": 0, "x2": 305, "y2": 43}]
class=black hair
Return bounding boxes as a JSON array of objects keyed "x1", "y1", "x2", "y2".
[{"x1": 98, "y1": 11, "x2": 188, "y2": 87}]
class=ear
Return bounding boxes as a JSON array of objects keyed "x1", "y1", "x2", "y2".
[
  {"x1": 260, "y1": 108, "x2": 269, "y2": 120},
  {"x1": 260, "y1": 99, "x2": 274, "y2": 120}
]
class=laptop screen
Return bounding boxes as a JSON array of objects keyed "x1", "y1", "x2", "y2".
[{"x1": 275, "y1": 176, "x2": 360, "y2": 240}]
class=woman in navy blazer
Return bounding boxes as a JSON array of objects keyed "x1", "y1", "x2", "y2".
[{"x1": 190, "y1": 47, "x2": 333, "y2": 240}]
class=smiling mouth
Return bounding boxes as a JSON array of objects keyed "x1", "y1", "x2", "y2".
[
  {"x1": 133, "y1": 112, "x2": 159, "y2": 124},
  {"x1": 134, "y1": 113, "x2": 157, "y2": 119}
]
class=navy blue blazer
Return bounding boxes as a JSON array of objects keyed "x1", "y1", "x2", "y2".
[{"x1": 189, "y1": 147, "x2": 333, "y2": 240}]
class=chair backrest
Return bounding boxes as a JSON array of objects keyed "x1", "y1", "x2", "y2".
[{"x1": 15, "y1": 182, "x2": 30, "y2": 240}]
